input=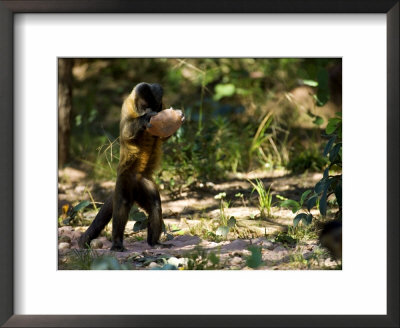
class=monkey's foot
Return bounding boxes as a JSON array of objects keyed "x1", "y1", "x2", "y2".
[
  {"x1": 110, "y1": 243, "x2": 126, "y2": 252},
  {"x1": 78, "y1": 234, "x2": 91, "y2": 249}
]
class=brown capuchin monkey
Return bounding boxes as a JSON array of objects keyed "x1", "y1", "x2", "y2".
[{"x1": 78, "y1": 82, "x2": 172, "y2": 251}]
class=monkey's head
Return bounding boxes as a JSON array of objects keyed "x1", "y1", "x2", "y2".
[{"x1": 133, "y1": 82, "x2": 163, "y2": 115}]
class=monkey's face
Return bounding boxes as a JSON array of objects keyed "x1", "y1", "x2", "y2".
[{"x1": 134, "y1": 82, "x2": 163, "y2": 115}]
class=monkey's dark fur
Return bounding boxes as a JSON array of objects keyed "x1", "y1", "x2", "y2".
[{"x1": 78, "y1": 82, "x2": 168, "y2": 251}]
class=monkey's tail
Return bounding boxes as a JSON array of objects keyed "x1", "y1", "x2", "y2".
[{"x1": 78, "y1": 195, "x2": 113, "y2": 248}]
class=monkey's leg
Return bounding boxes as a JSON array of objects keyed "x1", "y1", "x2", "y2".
[
  {"x1": 78, "y1": 195, "x2": 113, "y2": 248},
  {"x1": 111, "y1": 179, "x2": 133, "y2": 252},
  {"x1": 135, "y1": 177, "x2": 163, "y2": 246}
]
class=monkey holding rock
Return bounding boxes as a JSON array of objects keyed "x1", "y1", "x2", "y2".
[{"x1": 78, "y1": 82, "x2": 184, "y2": 251}]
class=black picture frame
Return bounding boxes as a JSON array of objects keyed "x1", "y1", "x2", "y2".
[{"x1": 0, "y1": 1, "x2": 398, "y2": 327}]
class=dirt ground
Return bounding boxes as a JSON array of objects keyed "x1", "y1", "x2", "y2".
[{"x1": 58, "y1": 167, "x2": 339, "y2": 270}]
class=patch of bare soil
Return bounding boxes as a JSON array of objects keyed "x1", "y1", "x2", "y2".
[{"x1": 58, "y1": 168, "x2": 338, "y2": 270}]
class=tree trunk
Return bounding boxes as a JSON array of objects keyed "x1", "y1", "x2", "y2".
[{"x1": 58, "y1": 58, "x2": 73, "y2": 168}]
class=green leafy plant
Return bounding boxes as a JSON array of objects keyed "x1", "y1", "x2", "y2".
[
  {"x1": 287, "y1": 149, "x2": 328, "y2": 173},
  {"x1": 235, "y1": 192, "x2": 247, "y2": 207},
  {"x1": 280, "y1": 113, "x2": 342, "y2": 227},
  {"x1": 60, "y1": 200, "x2": 91, "y2": 225},
  {"x1": 274, "y1": 231, "x2": 298, "y2": 246},
  {"x1": 249, "y1": 112, "x2": 273, "y2": 169},
  {"x1": 62, "y1": 248, "x2": 106, "y2": 270},
  {"x1": 246, "y1": 246, "x2": 264, "y2": 269},
  {"x1": 248, "y1": 179, "x2": 274, "y2": 217},
  {"x1": 314, "y1": 68, "x2": 331, "y2": 106},
  {"x1": 214, "y1": 192, "x2": 236, "y2": 238},
  {"x1": 185, "y1": 247, "x2": 221, "y2": 270},
  {"x1": 216, "y1": 217, "x2": 237, "y2": 238}
]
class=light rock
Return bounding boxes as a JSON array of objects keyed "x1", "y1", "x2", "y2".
[
  {"x1": 58, "y1": 242, "x2": 71, "y2": 250},
  {"x1": 148, "y1": 262, "x2": 159, "y2": 269},
  {"x1": 147, "y1": 108, "x2": 184, "y2": 137},
  {"x1": 90, "y1": 239, "x2": 103, "y2": 249},
  {"x1": 167, "y1": 257, "x2": 187, "y2": 267}
]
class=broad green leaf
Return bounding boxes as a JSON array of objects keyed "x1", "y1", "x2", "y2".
[
  {"x1": 133, "y1": 219, "x2": 148, "y2": 232},
  {"x1": 337, "y1": 126, "x2": 342, "y2": 139},
  {"x1": 314, "y1": 179, "x2": 326, "y2": 194},
  {"x1": 300, "y1": 190, "x2": 312, "y2": 206},
  {"x1": 227, "y1": 217, "x2": 236, "y2": 228},
  {"x1": 315, "y1": 91, "x2": 329, "y2": 106},
  {"x1": 214, "y1": 83, "x2": 235, "y2": 100},
  {"x1": 319, "y1": 190, "x2": 328, "y2": 216},
  {"x1": 315, "y1": 69, "x2": 330, "y2": 106},
  {"x1": 323, "y1": 167, "x2": 330, "y2": 179},
  {"x1": 129, "y1": 210, "x2": 147, "y2": 222},
  {"x1": 302, "y1": 214, "x2": 313, "y2": 226},
  {"x1": 323, "y1": 178, "x2": 332, "y2": 194},
  {"x1": 72, "y1": 200, "x2": 90, "y2": 213},
  {"x1": 246, "y1": 246, "x2": 263, "y2": 269},
  {"x1": 326, "y1": 118, "x2": 341, "y2": 134},
  {"x1": 216, "y1": 226, "x2": 229, "y2": 237},
  {"x1": 307, "y1": 195, "x2": 318, "y2": 211},
  {"x1": 323, "y1": 136, "x2": 336, "y2": 156},
  {"x1": 302, "y1": 79, "x2": 318, "y2": 87},
  {"x1": 293, "y1": 213, "x2": 308, "y2": 228},
  {"x1": 280, "y1": 199, "x2": 301, "y2": 213},
  {"x1": 329, "y1": 143, "x2": 342, "y2": 162},
  {"x1": 313, "y1": 116, "x2": 324, "y2": 126},
  {"x1": 208, "y1": 252, "x2": 220, "y2": 266},
  {"x1": 293, "y1": 216, "x2": 301, "y2": 228},
  {"x1": 317, "y1": 68, "x2": 329, "y2": 89}
]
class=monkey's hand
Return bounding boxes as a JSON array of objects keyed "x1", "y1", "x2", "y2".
[
  {"x1": 139, "y1": 110, "x2": 159, "y2": 129},
  {"x1": 121, "y1": 111, "x2": 159, "y2": 141}
]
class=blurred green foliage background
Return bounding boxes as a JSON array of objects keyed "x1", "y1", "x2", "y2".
[{"x1": 66, "y1": 58, "x2": 341, "y2": 186}]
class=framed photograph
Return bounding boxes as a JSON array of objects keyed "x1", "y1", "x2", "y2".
[{"x1": 0, "y1": 1, "x2": 398, "y2": 327}]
